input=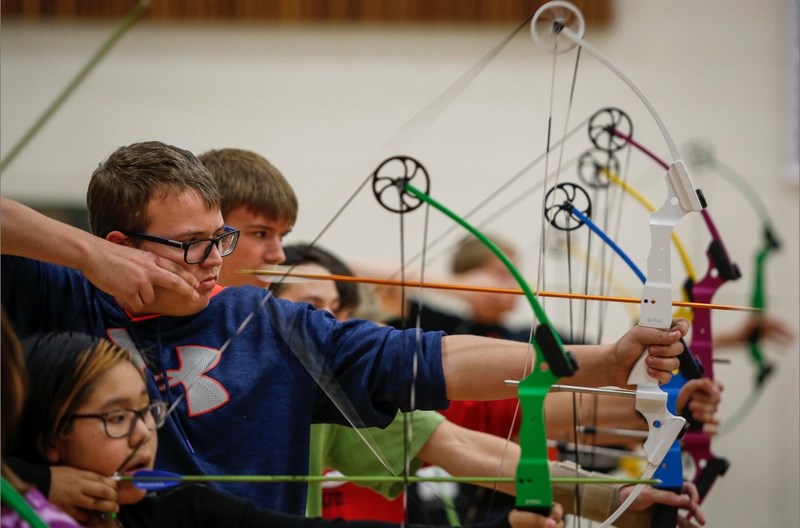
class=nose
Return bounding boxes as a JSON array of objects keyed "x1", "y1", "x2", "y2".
[
  {"x1": 127, "y1": 414, "x2": 152, "y2": 447},
  {"x1": 201, "y1": 242, "x2": 225, "y2": 267},
  {"x1": 265, "y1": 237, "x2": 286, "y2": 265}
]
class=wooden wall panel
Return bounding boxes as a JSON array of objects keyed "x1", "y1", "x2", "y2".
[{"x1": 1, "y1": 0, "x2": 611, "y2": 26}]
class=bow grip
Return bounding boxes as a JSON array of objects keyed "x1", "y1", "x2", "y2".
[
  {"x1": 677, "y1": 337, "x2": 704, "y2": 380},
  {"x1": 627, "y1": 347, "x2": 657, "y2": 389},
  {"x1": 628, "y1": 353, "x2": 688, "y2": 465},
  {"x1": 683, "y1": 405, "x2": 703, "y2": 430},
  {"x1": 694, "y1": 456, "x2": 731, "y2": 501},
  {"x1": 650, "y1": 492, "x2": 681, "y2": 528},
  {"x1": 708, "y1": 239, "x2": 742, "y2": 281},
  {"x1": 534, "y1": 325, "x2": 578, "y2": 377}
]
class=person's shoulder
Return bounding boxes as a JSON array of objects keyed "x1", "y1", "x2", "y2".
[
  {"x1": 2, "y1": 254, "x2": 78, "y2": 277},
  {"x1": 407, "y1": 409, "x2": 445, "y2": 427},
  {"x1": 210, "y1": 284, "x2": 290, "y2": 312}
]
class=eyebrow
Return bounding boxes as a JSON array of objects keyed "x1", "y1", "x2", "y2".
[
  {"x1": 170, "y1": 225, "x2": 226, "y2": 240},
  {"x1": 98, "y1": 389, "x2": 150, "y2": 411},
  {"x1": 243, "y1": 223, "x2": 293, "y2": 235}
]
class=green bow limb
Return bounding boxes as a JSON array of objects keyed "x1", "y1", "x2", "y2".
[
  {"x1": 1, "y1": 477, "x2": 49, "y2": 528},
  {"x1": 402, "y1": 181, "x2": 578, "y2": 514}
]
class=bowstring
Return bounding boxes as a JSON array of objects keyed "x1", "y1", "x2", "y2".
[
  {"x1": 536, "y1": 29, "x2": 588, "y2": 528},
  {"x1": 273, "y1": 15, "x2": 535, "y2": 520},
  {"x1": 191, "y1": 13, "x2": 531, "y2": 497}
]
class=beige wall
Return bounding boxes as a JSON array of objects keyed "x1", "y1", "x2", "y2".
[{"x1": 2, "y1": 0, "x2": 798, "y2": 525}]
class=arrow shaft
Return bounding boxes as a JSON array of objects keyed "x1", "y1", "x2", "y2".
[{"x1": 242, "y1": 269, "x2": 758, "y2": 312}]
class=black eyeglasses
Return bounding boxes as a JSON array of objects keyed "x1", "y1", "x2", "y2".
[
  {"x1": 67, "y1": 401, "x2": 169, "y2": 439},
  {"x1": 123, "y1": 226, "x2": 239, "y2": 264}
]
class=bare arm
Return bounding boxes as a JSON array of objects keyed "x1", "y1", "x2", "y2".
[
  {"x1": 714, "y1": 314, "x2": 796, "y2": 349},
  {"x1": 416, "y1": 419, "x2": 519, "y2": 496},
  {"x1": 551, "y1": 461, "x2": 705, "y2": 527},
  {"x1": 441, "y1": 320, "x2": 689, "y2": 401},
  {"x1": 544, "y1": 392, "x2": 645, "y2": 446},
  {"x1": 1, "y1": 197, "x2": 199, "y2": 312},
  {"x1": 418, "y1": 420, "x2": 705, "y2": 527}
]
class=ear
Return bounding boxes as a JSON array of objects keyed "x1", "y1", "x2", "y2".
[
  {"x1": 106, "y1": 230, "x2": 132, "y2": 247},
  {"x1": 45, "y1": 438, "x2": 64, "y2": 464}
]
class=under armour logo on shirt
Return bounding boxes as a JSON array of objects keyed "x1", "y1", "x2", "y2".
[
  {"x1": 106, "y1": 328, "x2": 230, "y2": 416},
  {"x1": 166, "y1": 345, "x2": 230, "y2": 416}
]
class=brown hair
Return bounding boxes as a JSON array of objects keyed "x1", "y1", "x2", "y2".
[
  {"x1": 1, "y1": 311, "x2": 30, "y2": 492},
  {"x1": 450, "y1": 234, "x2": 515, "y2": 274},
  {"x1": 198, "y1": 148, "x2": 298, "y2": 224},
  {"x1": 87, "y1": 141, "x2": 220, "y2": 238}
]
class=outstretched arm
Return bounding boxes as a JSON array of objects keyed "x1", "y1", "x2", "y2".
[
  {"x1": 551, "y1": 461, "x2": 705, "y2": 527},
  {"x1": 416, "y1": 418, "x2": 519, "y2": 496},
  {"x1": 714, "y1": 314, "x2": 795, "y2": 349},
  {"x1": 440, "y1": 320, "x2": 689, "y2": 401},
  {"x1": 418, "y1": 420, "x2": 704, "y2": 527},
  {"x1": 1, "y1": 197, "x2": 199, "y2": 312},
  {"x1": 544, "y1": 392, "x2": 644, "y2": 446}
]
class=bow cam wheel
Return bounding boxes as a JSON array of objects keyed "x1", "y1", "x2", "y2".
[
  {"x1": 588, "y1": 107, "x2": 634, "y2": 153},
  {"x1": 544, "y1": 182, "x2": 592, "y2": 231},
  {"x1": 371, "y1": 156, "x2": 430, "y2": 214},
  {"x1": 530, "y1": 1, "x2": 585, "y2": 54},
  {"x1": 578, "y1": 149, "x2": 621, "y2": 189},
  {"x1": 683, "y1": 138, "x2": 717, "y2": 170}
]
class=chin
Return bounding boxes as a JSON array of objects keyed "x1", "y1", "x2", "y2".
[
  {"x1": 118, "y1": 483, "x2": 148, "y2": 505},
  {"x1": 154, "y1": 295, "x2": 211, "y2": 317}
]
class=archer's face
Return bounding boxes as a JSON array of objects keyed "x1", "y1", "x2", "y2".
[
  {"x1": 47, "y1": 362, "x2": 157, "y2": 505},
  {"x1": 274, "y1": 263, "x2": 341, "y2": 316},
  {"x1": 219, "y1": 206, "x2": 293, "y2": 287},
  {"x1": 466, "y1": 254, "x2": 520, "y2": 324},
  {"x1": 120, "y1": 190, "x2": 226, "y2": 316}
]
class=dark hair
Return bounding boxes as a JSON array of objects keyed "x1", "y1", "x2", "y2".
[
  {"x1": 198, "y1": 148, "x2": 298, "y2": 224},
  {"x1": 1, "y1": 310, "x2": 31, "y2": 492},
  {"x1": 1, "y1": 312, "x2": 27, "y2": 449},
  {"x1": 12, "y1": 333, "x2": 137, "y2": 464},
  {"x1": 272, "y1": 244, "x2": 360, "y2": 313},
  {"x1": 87, "y1": 141, "x2": 220, "y2": 238}
]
